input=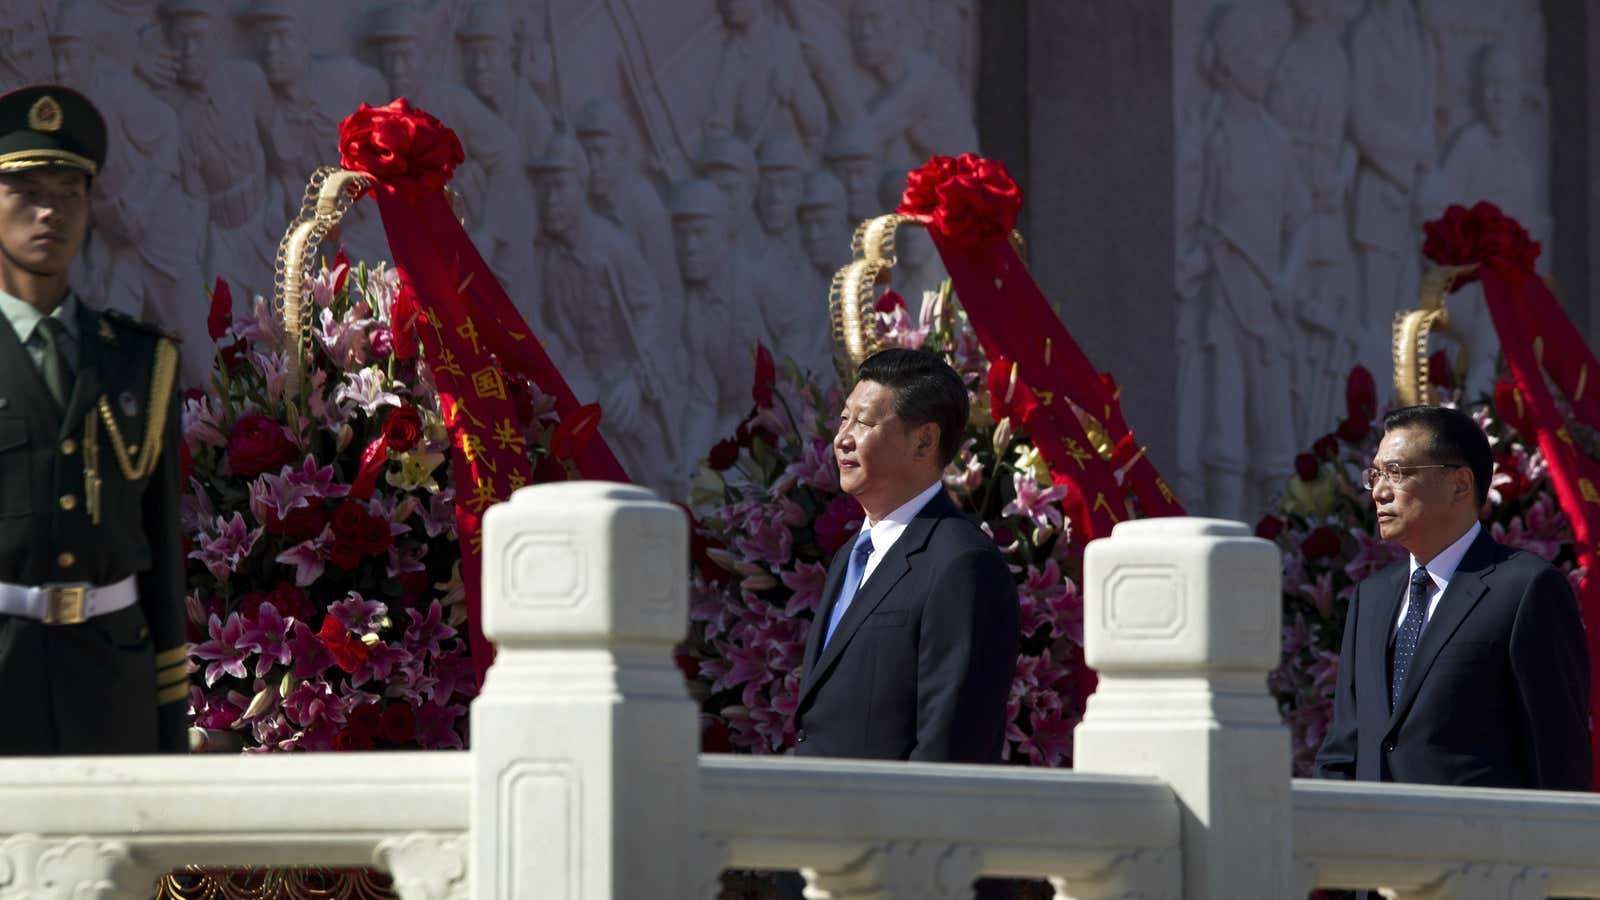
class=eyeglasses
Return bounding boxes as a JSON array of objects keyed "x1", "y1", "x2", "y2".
[{"x1": 1360, "y1": 462, "x2": 1464, "y2": 491}]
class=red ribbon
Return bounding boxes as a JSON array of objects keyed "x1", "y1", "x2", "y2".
[
  {"x1": 340, "y1": 99, "x2": 630, "y2": 685},
  {"x1": 899, "y1": 156, "x2": 1184, "y2": 539}
]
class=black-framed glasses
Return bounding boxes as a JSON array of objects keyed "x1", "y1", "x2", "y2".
[{"x1": 1360, "y1": 462, "x2": 1464, "y2": 491}]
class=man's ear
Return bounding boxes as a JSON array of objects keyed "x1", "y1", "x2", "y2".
[
  {"x1": 913, "y1": 423, "x2": 939, "y2": 459},
  {"x1": 1455, "y1": 466, "x2": 1475, "y2": 500}
]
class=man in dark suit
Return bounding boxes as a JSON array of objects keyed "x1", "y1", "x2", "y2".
[
  {"x1": 794, "y1": 348, "x2": 1020, "y2": 761},
  {"x1": 0, "y1": 86, "x2": 188, "y2": 754},
  {"x1": 1315, "y1": 404, "x2": 1591, "y2": 790}
]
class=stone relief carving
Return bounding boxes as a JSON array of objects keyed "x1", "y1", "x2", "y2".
[
  {"x1": 800, "y1": 840, "x2": 983, "y2": 900},
  {"x1": 22, "y1": 0, "x2": 978, "y2": 500},
  {"x1": 1175, "y1": 0, "x2": 1552, "y2": 516},
  {"x1": 371, "y1": 831, "x2": 469, "y2": 900},
  {"x1": 0, "y1": 834, "x2": 152, "y2": 900}
]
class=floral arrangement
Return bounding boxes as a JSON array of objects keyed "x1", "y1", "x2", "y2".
[
  {"x1": 181, "y1": 256, "x2": 568, "y2": 751},
  {"x1": 1262, "y1": 359, "x2": 1582, "y2": 774},
  {"x1": 682, "y1": 286, "x2": 1097, "y2": 767}
]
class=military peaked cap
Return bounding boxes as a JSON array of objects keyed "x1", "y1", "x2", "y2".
[{"x1": 0, "y1": 85, "x2": 106, "y2": 178}]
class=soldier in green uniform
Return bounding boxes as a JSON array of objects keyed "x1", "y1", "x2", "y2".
[{"x1": 0, "y1": 86, "x2": 187, "y2": 754}]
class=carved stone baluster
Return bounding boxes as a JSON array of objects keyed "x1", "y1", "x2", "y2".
[
  {"x1": 372, "y1": 832, "x2": 469, "y2": 900},
  {"x1": 0, "y1": 834, "x2": 158, "y2": 900},
  {"x1": 801, "y1": 842, "x2": 982, "y2": 900},
  {"x1": 1049, "y1": 848, "x2": 1182, "y2": 900},
  {"x1": 1380, "y1": 864, "x2": 1551, "y2": 900}
]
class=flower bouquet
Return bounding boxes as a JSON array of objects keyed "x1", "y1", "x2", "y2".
[{"x1": 181, "y1": 257, "x2": 571, "y2": 752}]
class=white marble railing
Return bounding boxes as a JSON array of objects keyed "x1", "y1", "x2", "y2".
[{"x1": 3, "y1": 486, "x2": 1600, "y2": 899}]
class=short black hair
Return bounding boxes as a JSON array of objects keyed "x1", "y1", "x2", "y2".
[
  {"x1": 1382, "y1": 405, "x2": 1493, "y2": 507},
  {"x1": 856, "y1": 348, "x2": 969, "y2": 467}
]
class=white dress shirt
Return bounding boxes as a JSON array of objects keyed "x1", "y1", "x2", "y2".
[
  {"x1": 1392, "y1": 520, "x2": 1483, "y2": 639},
  {"x1": 858, "y1": 480, "x2": 945, "y2": 586}
]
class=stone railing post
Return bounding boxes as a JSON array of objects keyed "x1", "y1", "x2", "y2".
[
  {"x1": 472, "y1": 482, "x2": 697, "y2": 899},
  {"x1": 1073, "y1": 518, "x2": 1289, "y2": 900}
]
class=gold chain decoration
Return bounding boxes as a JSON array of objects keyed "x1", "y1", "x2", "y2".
[
  {"x1": 82, "y1": 338, "x2": 178, "y2": 523},
  {"x1": 273, "y1": 167, "x2": 370, "y2": 401},
  {"x1": 1392, "y1": 263, "x2": 1478, "y2": 406},
  {"x1": 156, "y1": 867, "x2": 397, "y2": 899}
]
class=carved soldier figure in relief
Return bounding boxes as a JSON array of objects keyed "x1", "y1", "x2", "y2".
[
  {"x1": 240, "y1": 0, "x2": 390, "y2": 265},
  {"x1": 877, "y1": 166, "x2": 946, "y2": 322},
  {"x1": 1266, "y1": 0, "x2": 1361, "y2": 446},
  {"x1": 670, "y1": 178, "x2": 769, "y2": 449},
  {"x1": 156, "y1": 0, "x2": 279, "y2": 306},
  {"x1": 529, "y1": 134, "x2": 682, "y2": 496},
  {"x1": 695, "y1": 133, "x2": 764, "y2": 257},
  {"x1": 705, "y1": 0, "x2": 828, "y2": 154},
  {"x1": 365, "y1": 3, "x2": 532, "y2": 298},
  {"x1": 1348, "y1": 0, "x2": 1437, "y2": 386},
  {"x1": 576, "y1": 97, "x2": 682, "y2": 308},
  {"x1": 822, "y1": 120, "x2": 881, "y2": 225},
  {"x1": 754, "y1": 135, "x2": 830, "y2": 374},
  {"x1": 456, "y1": 0, "x2": 554, "y2": 172},
  {"x1": 1420, "y1": 44, "x2": 1547, "y2": 403},
  {"x1": 1176, "y1": 2, "x2": 1308, "y2": 520},
  {"x1": 0, "y1": 1, "x2": 51, "y2": 92},
  {"x1": 797, "y1": 169, "x2": 849, "y2": 317},
  {"x1": 1418, "y1": 0, "x2": 1512, "y2": 145},
  {"x1": 48, "y1": 4, "x2": 213, "y2": 388}
]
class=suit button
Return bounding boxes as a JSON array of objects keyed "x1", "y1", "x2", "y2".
[
  {"x1": 795, "y1": 729, "x2": 807, "y2": 743},
  {"x1": 60, "y1": 438, "x2": 76, "y2": 455},
  {"x1": 59, "y1": 494, "x2": 77, "y2": 511},
  {"x1": 1382, "y1": 740, "x2": 1396, "y2": 753},
  {"x1": 56, "y1": 551, "x2": 75, "y2": 568}
]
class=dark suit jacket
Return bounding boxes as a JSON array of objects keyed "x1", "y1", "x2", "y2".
[
  {"x1": 0, "y1": 301, "x2": 188, "y2": 754},
  {"x1": 793, "y1": 489, "x2": 1020, "y2": 762},
  {"x1": 1314, "y1": 528, "x2": 1591, "y2": 789}
]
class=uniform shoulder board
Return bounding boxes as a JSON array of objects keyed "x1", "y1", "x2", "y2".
[{"x1": 101, "y1": 309, "x2": 181, "y2": 343}]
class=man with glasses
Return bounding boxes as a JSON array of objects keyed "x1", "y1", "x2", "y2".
[{"x1": 1315, "y1": 405, "x2": 1591, "y2": 791}]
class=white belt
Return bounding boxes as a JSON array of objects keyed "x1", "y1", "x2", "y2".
[{"x1": 0, "y1": 576, "x2": 138, "y2": 625}]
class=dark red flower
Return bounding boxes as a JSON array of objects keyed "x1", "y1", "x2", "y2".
[
  {"x1": 317, "y1": 615, "x2": 371, "y2": 674},
  {"x1": 1255, "y1": 515, "x2": 1285, "y2": 540},
  {"x1": 397, "y1": 570, "x2": 433, "y2": 605},
  {"x1": 334, "y1": 728, "x2": 375, "y2": 752},
  {"x1": 551, "y1": 403, "x2": 603, "y2": 459},
  {"x1": 331, "y1": 502, "x2": 369, "y2": 536},
  {"x1": 237, "y1": 582, "x2": 315, "y2": 623},
  {"x1": 381, "y1": 406, "x2": 424, "y2": 453},
  {"x1": 1336, "y1": 416, "x2": 1370, "y2": 444},
  {"x1": 226, "y1": 415, "x2": 297, "y2": 477},
  {"x1": 347, "y1": 702, "x2": 382, "y2": 737},
  {"x1": 708, "y1": 438, "x2": 740, "y2": 471},
  {"x1": 327, "y1": 538, "x2": 363, "y2": 570},
  {"x1": 357, "y1": 511, "x2": 394, "y2": 554},
  {"x1": 1492, "y1": 452, "x2": 1528, "y2": 504},
  {"x1": 1294, "y1": 453, "x2": 1320, "y2": 482},
  {"x1": 752, "y1": 343, "x2": 776, "y2": 409},
  {"x1": 261, "y1": 503, "x2": 328, "y2": 540},
  {"x1": 380, "y1": 703, "x2": 417, "y2": 744},
  {"x1": 338, "y1": 99, "x2": 465, "y2": 201},
  {"x1": 179, "y1": 439, "x2": 193, "y2": 484},
  {"x1": 1427, "y1": 350, "x2": 1454, "y2": 388},
  {"x1": 1345, "y1": 366, "x2": 1377, "y2": 424},
  {"x1": 1311, "y1": 434, "x2": 1338, "y2": 460},
  {"x1": 875, "y1": 289, "x2": 908, "y2": 313},
  {"x1": 207, "y1": 277, "x2": 232, "y2": 342},
  {"x1": 1300, "y1": 526, "x2": 1343, "y2": 561},
  {"x1": 814, "y1": 494, "x2": 865, "y2": 555}
]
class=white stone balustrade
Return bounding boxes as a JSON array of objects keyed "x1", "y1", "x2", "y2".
[{"x1": 4, "y1": 496, "x2": 1600, "y2": 899}]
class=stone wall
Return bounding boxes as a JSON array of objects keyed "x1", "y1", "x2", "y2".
[{"x1": 10, "y1": 0, "x2": 980, "y2": 497}]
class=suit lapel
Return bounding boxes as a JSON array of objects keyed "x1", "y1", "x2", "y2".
[
  {"x1": 1361, "y1": 563, "x2": 1407, "y2": 682},
  {"x1": 803, "y1": 545, "x2": 853, "y2": 671},
  {"x1": 1385, "y1": 530, "x2": 1498, "y2": 730},
  {"x1": 797, "y1": 491, "x2": 955, "y2": 709}
]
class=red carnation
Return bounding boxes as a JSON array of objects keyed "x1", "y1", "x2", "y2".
[
  {"x1": 1300, "y1": 526, "x2": 1343, "y2": 561},
  {"x1": 1294, "y1": 453, "x2": 1320, "y2": 482},
  {"x1": 316, "y1": 615, "x2": 370, "y2": 674},
  {"x1": 380, "y1": 703, "x2": 417, "y2": 744},
  {"x1": 226, "y1": 415, "x2": 297, "y2": 478},
  {"x1": 752, "y1": 343, "x2": 776, "y2": 409},
  {"x1": 207, "y1": 277, "x2": 232, "y2": 342},
  {"x1": 338, "y1": 99, "x2": 465, "y2": 201},
  {"x1": 381, "y1": 406, "x2": 424, "y2": 453}
]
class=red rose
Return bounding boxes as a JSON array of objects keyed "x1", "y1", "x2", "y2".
[
  {"x1": 262, "y1": 503, "x2": 328, "y2": 540},
  {"x1": 347, "y1": 702, "x2": 383, "y2": 737},
  {"x1": 208, "y1": 277, "x2": 232, "y2": 342},
  {"x1": 331, "y1": 502, "x2": 368, "y2": 535},
  {"x1": 875, "y1": 289, "x2": 908, "y2": 313},
  {"x1": 707, "y1": 439, "x2": 740, "y2": 471},
  {"x1": 1255, "y1": 515, "x2": 1285, "y2": 540},
  {"x1": 357, "y1": 512, "x2": 394, "y2": 554},
  {"x1": 1300, "y1": 526, "x2": 1343, "y2": 561},
  {"x1": 238, "y1": 582, "x2": 314, "y2": 623},
  {"x1": 1427, "y1": 350, "x2": 1454, "y2": 388},
  {"x1": 752, "y1": 343, "x2": 776, "y2": 409},
  {"x1": 327, "y1": 537, "x2": 363, "y2": 570},
  {"x1": 218, "y1": 342, "x2": 246, "y2": 375},
  {"x1": 316, "y1": 615, "x2": 370, "y2": 674},
  {"x1": 1345, "y1": 366, "x2": 1377, "y2": 423},
  {"x1": 338, "y1": 99, "x2": 465, "y2": 200},
  {"x1": 334, "y1": 729, "x2": 375, "y2": 752},
  {"x1": 226, "y1": 415, "x2": 297, "y2": 477},
  {"x1": 1294, "y1": 453, "x2": 1320, "y2": 482},
  {"x1": 380, "y1": 703, "x2": 417, "y2": 744},
  {"x1": 398, "y1": 570, "x2": 433, "y2": 605},
  {"x1": 1492, "y1": 453, "x2": 1527, "y2": 504},
  {"x1": 1311, "y1": 434, "x2": 1338, "y2": 459},
  {"x1": 381, "y1": 406, "x2": 424, "y2": 453},
  {"x1": 1336, "y1": 416, "x2": 1370, "y2": 444},
  {"x1": 551, "y1": 403, "x2": 603, "y2": 459}
]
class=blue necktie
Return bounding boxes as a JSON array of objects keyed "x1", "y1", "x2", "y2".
[
  {"x1": 823, "y1": 529, "x2": 875, "y2": 648},
  {"x1": 1391, "y1": 566, "x2": 1433, "y2": 708}
]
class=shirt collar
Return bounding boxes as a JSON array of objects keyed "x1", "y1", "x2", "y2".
[
  {"x1": 865, "y1": 480, "x2": 944, "y2": 549},
  {"x1": 0, "y1": 289, "x2": 79, "y2": 346},
  {"x1": 1410, "y1": 520, "x2": 1482, "y2": 589}
]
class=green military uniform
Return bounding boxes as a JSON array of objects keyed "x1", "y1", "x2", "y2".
[{"x1": 0, "y1": 86, "x2": 187, "y2": 754}]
